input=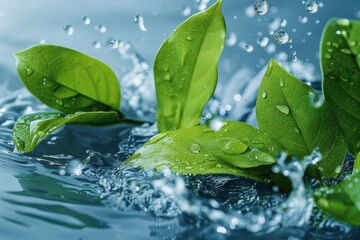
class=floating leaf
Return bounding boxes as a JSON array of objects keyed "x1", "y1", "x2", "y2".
[
  {"x1": 321, "y1": 18, "x2": 360, "y2": 156},
  {"x1": 154, "y1": 0, "x2": 226, "y2": 132},
  {"x1": 256, "y1": 60, "x2": 347, "y2": 179},
  {"x1": 314, "y1": 170, "x2": 360, "y2": 227},
  {"x1": 126, "y1": 121, "x2": 284, "y2": 182},
  {"x1": 14, "y1": 44, "x2": 121, "y2": 114},
  {"x1": 13, "y1": 111, "x2": 119, "y2": 153}
]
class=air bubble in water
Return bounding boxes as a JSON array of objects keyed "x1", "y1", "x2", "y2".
[
  {"x1": 182, "y1": 6, "x2": 191, "y2": 16},
  {"x1": 305, "y1": 0, "x2": 318, "y2": 14},
  {"x1": 273, "y1": 30, "x2": 289, "y2": 44},
  {"x1": 254, "y1": 0, "x2": 269, "y2": 16},
  {"x1": 134, "y1": 15, "x2": 147, "y2": 31},
  {"x1": 257, "y1": 36, "x2": 269, "y2": 47},
  {"x1": 82, "y1": 16, "x2": 91, "y2": 25},
  {"x1": 298, "y1": 16, "x2": 308, "y2": 24},
  {"x1": 95, "y1": 24, "x2": 107, "y2": 33},
  {"x1": 225, "y1": 32, "x2": 237, "y2": 46},
  {"x1": 63, "y1": 24, "x2": 74, "y2": 35}
]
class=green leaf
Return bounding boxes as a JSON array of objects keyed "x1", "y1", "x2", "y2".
[
  {"x1": 13, "y1": 111, "x2": 119, "y2": 153},
  {"x1": 154, "y1": 0, "x2": 226, "y2": 132},
  {"x1": 354, "y1": 152, "x2": 360, "y2": 173},
  {"x1": 313, "y1": 170, "x2": 360, "y2": 226},
  {"x1": 14, "y1": 44, "x2": 121, "y2": 114},
  {"x1": 321, "y1": 18, "x2": 360, "y2": 156},
  {"x1": 126, "y1": 121, "x2": 284, "y2": 182},
  {"x1": 256, "y1": 60, "x2": 347, "y2": 179}
]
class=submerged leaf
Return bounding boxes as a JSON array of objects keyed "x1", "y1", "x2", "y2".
[
  {"x1": 256, "y1": 60, "x2": 347, "y2": 179},
  {"x1": 154, "y1": 0, "x2": 226, "y2": 132},
  {"x1": 321, "y1": 18, "x2": 360, "y2": 156},
  {"x1": 13, "y1": 111, "x2": 119, "y2": 153},
  {"x1": 313, "y1": 170, "x2": 360, "y2": 227},
  {"x1": 126, "y1": 121, "x2": 284, "y2": 182},
  {"x1": 14, "y1": 44, "x2": 121, "y2": 114}
]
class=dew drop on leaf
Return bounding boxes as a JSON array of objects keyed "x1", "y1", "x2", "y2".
[
  {"x1": 275, "y1": 105, "x2": 290, "y2": 114},
  {"x1": 25, "y1": 67, "x2": 33, "y2": 76}
]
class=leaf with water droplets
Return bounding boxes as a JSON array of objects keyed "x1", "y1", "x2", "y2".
[
  {"x1": 126, "y1": 121, "x2": 284, "y2": 181},
  {"x1": 154, "y1": 0, "x2": 226, "y2": 132},
  {"x1": 14, "y1": 44, "x2": 121, "y2": 114},
  {"x1": 256, "y1": 60, "x2": 347, "y2": 179},
  {"x1": 321, "y1": 18, "x2": 360, "y2": 156},
  {"x1": 313, "y1": 170, "x2": 360, "y2": 226},
  {"x1": 13, "y1": 111, "x2": 119, "y2": 153},
  {"x1": 354, "y1": 153, "x2": 360, "y2": 173}
]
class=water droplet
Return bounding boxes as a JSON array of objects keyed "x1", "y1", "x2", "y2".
[
  {"x1": 265, "y1": 61, "x2": 273, "y2": 77},
  {"x1": 190, "y1": 143, "x2": 201, "y2": 154},
  {"x1": 64, "y1": 24, "x2": 74, "y2": 35},
  {"x1": 324, "y1": 53, "x2": 332, "y2": 59},
  {"x1": 335, "y1": 165, "x2": 342, "y2": 174},
  {"x1": 38, "y1": 131, "x2": 45, "y2": 137},
  {"x1": 108, "y1": 39, "x2": 120, "y2": 49},
  {"x1": 275, "y1": 105, "x2": 290, "y2": 114},
  {"x1": 199, "y1": 167, "x2": 206, "y2": 171},
  {"x1": 221, "y1": 140, "x2": 248, "y2": 155},
  {"x1": 82, "y1": 16, "x2": 91, "y2": 25},
  {"x1": 240, "y1": 42, "x2": 253, "y2": 53},
  {"x1": 226, "y1": 32, "x2": 237, "y2": 46},
  {"x1": 195, "y1": 0, "x2": 209, "y2": 11},
  {"x1": 309, "y1": 92, "x2": 324, "y2": 108},
  {"x1": 298, "y1": 15, "x2": 308, "y2": 24},
  {"x1": 182, "y1": 6, "x2": 191, "y2": 16},
  {"x1": 336, "y1": 18, "x2": 350, "y2": 27},
  {"x1": 305, "y1": 0, "x2": 318, "y2": 14},
  {"x1": 341, "y1": 48, "x2": 352, "y2": 55},
  {"x1": 186, "y1": 36, "x2": 193, "y2": 41},
  {"x1": 134, "y1": 15, "x2": 147, "y2": 31},
  {"x1": 55, "y1": 99, "x2": 63, "y2": 106},
  {"x1": 233, "y1": 94, "x2": 242, "y2": 102},
  {"x1": 93, "y1": 41, "x2": 101, "y2": 49},
  {"x1": 95, "y1": 24, "x2": 107, "y2": 33},
  {"x1": 163, "y1": 74, "x2": 172, "y2": 81},
  {"x1": 273, "y1": 30, "x2": 289, "y2": 44},
  {"x1": 216, "y1": 163, "x2": 223, "y2": 168},
  {"x1": 294, "y1": 127, "x2": 300, "y2": 134},
  {"x1": 149, "y1": 132, "x2": 168, "y2": 144},
  {"x1": 280, "y1": 19, "x2": 287, "y2": 27},
  {"x1": 280, "y1": 78, "x2": 285, "y2": 87},
  {"x1": 185, "y1": 166, "x2": 193, "y2": 170},
  {"x1": 317, "y1": 198, "x2": 329, "y2": 208},
  {"x1": 262, "y1": 91, "x2": 267, "y2": 99},
  {"x1": 257, "y1": 36, "x2": 269, "y2": 47},
  {"x1": 42, "y1": 78, "x2": 47, "y2": 85},
  {"x1": 25, "y1": 67, "x2": 33, "y2": 76},
  {"x1": 254, "y1": 0, "x2": 269, "y2": 16},
  {"x1": 18, "y1": 119, "x2": 25, "y2": 124},
  {"x1": 209, "y1": 118, "x2": 224, "y2": 131}
]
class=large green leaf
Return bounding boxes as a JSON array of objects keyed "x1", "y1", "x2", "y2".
[
  {"x1": 126, "y1": 121, "x2": 284, "y2": 182},
  {"x1": 14, "y1": 44, "x2": 121, "y2": 114},
  {"x1": 154, "y1": 0, "x2": 226, "y2": 132},
  {"x1": 13, "y1": 111, "x2": 119, "y2": 153},
  {"x1": 313, "y1": 170, "x2": 360, "y2": 226},
  {"x1": 321, "y1": 18, "x2": 360, "y2": 156},
  {"x1": 256, "y1": 60, "x2": 347, "y2": 179}
]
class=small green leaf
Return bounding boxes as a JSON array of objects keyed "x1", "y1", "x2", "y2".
[
  {"x1": 313, "y1": 170, "x2": 360, "y2": 226},
  {"x1": 321, "y1": 18, "x2": 360, "y2": 156},
  {"x1": 13, "y1": 111, "x2": 119, "y2": 153},
  {"x1": 126, "y1": 121, "x2": 284, "y2": 182},
  {"x1": 14, "y1": 44, "x2": 121, "y2": 114},
  {"x1": 154, "y1": 0, "x2": 226, "y2": 132},
  {"x1": 256, "y1": 60, "x2": 347, "y2": 179}
]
